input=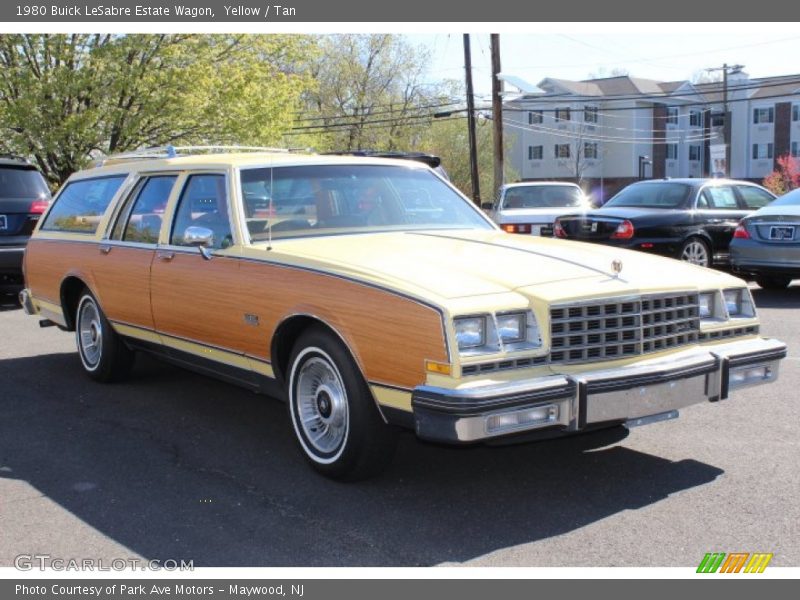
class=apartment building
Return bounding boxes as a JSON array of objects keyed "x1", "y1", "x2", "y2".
[{"x1": 504, "y1": 72, "x2": 800, "y2": 200}]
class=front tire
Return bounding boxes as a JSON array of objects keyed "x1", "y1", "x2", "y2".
[
  {"x1": 679, "y1": 237, "x2": 712, "y2": 268},
  {"x1": 75, "y1": 290, "x2": 134, "y2": 382},
  {"x1": 287, "y1": 326, "x2": 397, "y2": 481}
]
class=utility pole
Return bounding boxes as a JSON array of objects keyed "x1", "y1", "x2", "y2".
[
  {"x1": 490, "y1": 33, "x2": 504, "y2": 202},
  {"x1": 463, "y1": 34, "x2": 481, "y2": 205},
  {"x1": 706, "y1": 63, "x2": 744, "y2": 178}
]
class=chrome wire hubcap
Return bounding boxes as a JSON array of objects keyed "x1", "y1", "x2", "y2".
[
  {"x1": 78, "y1": 300, "x2": 103, "y2": 367},
  {"x1": 296, "y1": 356, "x2": 348, "y2": 454},
  {"x1": 681, "y1": 241, "x2": 709, "y2": 266}
]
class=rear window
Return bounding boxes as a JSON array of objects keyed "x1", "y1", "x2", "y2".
[
  {"x1": 605, "y1": 182, "x2": 692, "y2": 209},
  {"x1": 501, "y1": 185, "x2": 584, "y2": 209},
  {"x1": 770, "y1": 188, "x2": 800, "y2": 207},
  {"x1": 0, "y1": 166, "x2": 50, "y2": 198},
  {"x1": 42, "y1": 176, "x2": 127, "y2": 234}
]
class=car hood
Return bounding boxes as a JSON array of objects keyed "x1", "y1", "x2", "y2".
[{"x1": 254, "y1": 229, "x2": 744, "y2": 305}]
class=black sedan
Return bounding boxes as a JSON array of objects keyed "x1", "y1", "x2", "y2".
[{"x1": 553, "y1": 178, "x2": 776, "y2": 268}]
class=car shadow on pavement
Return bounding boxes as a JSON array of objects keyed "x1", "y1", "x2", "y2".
[
  {"x1": 751, "y1": 285, "x2": 800, "y2": 309},
  {"x1": 0, "y1": 351, "x2": 724, "y2": 567}
]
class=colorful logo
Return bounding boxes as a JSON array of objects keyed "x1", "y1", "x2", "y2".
[{"x1": 697, "y1": 552, "x2": 773, "y2": 573}]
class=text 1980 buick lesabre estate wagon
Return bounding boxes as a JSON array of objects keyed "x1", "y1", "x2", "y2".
[{"x1": 20, "y1": 148, "x2": 787, "y2": 480}]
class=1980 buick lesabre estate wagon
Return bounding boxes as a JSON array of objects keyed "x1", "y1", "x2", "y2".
[{"x1": 20, "y1": 147, "x2": 787, "y2": 480}]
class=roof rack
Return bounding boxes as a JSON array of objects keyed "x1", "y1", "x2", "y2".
[
  {"x1": 92, "y1": 145, "x2": 308, "y2": 167},
  {"x1": 322, "y1": 150, "x2": 442, "y2": 169},
  {"x1": 0, "y1": 153, "x2": 32, "y2": 164}
]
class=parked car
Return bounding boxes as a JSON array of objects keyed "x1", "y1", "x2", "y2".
[
  {"x1": 553, "y1": 178, "x2": 776, "y2": 267},
  {"x1": 20, "y1": 149, "x2": 786, "y2": 480},
  {"x1": 731, "y1": 187, "x2": 800, "y2": 289},
  {"x1": 489, "y1": 182, "x2": 590, "y2": 236},
  {"x1": 0, "y1": 155, "x2": 51, "y2": 298}
]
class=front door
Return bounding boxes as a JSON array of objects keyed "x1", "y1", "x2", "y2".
[{"x1": 150, "y1": 172, "x2": 252, "y2": 379}]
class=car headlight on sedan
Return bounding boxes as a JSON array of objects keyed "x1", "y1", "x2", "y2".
[{"x1": 454, "y1": 311, "x2": 542, "y2": 355}]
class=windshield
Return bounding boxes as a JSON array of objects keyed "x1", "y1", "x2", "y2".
[
  {"x1": 605, "y1": 182, "x2": 692, "y2": 209},
  {"x1": 0, "y1": 166, "x2": 50, "y2": 198},
  {"x1": 501, "y1": 185, "x2": 584, "y2": 209},
  {"x1": 240, "y1": 164, "x2": 491, "y2": 241}
]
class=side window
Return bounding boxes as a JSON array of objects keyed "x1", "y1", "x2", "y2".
[
  {"x1": 703, "y1": 187, "x2": 739, "y2": 209},
  {"x1": 42, "y1": 176, "x2": 126, "y2": 234},
  {"x1": 170, "y1": 174, "x2": 233, "y2": 250},
  {"x1": 696, "y1": 191, "x2": 710, "y2": 209},
  {"x1": 112, "y1": 176, "x2": 177, "y2": 244},
  {"x1": 737, "y1": 186, "x2": 774, "y2": 210}
]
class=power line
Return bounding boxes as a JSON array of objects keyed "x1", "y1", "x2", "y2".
[{"x1": 282, "y1": 115, "x2": 466, "y2": 137}]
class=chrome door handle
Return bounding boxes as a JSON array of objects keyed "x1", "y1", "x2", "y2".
[
  {"x1": 99, "y1": 244, "x2": 111, "y2": 255},
  {"x1": 157, "y1": 251, "x2": 175, "y2": 261}
]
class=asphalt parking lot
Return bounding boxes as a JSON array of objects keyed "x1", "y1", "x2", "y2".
[{"x1": 1, "y1": 285, "x2": 798, "y2": 568}]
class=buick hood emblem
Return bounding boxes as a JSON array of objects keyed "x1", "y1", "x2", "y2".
[{"x1": 611, "y1": 259, "x2": 623, "y2": 276}]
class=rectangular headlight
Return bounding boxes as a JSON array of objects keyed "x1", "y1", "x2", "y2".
[
  {"x1": 496, "y1": 312, "x2": 526, "y2": 344},
  {"x1": 454, "y1": 316, "x2": 487, "y2": 350},
  {"x1": 699, "y1": 292, "x2": 715, "y2": 318},
  {"x1": 723, "y1": 288, "x2": 755, "y2": 318}
]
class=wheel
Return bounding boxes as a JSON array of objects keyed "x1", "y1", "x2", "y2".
[
  {"x1": 287, "y1": 326, "x2": 397, "y2": 481},
  {"x1": 679, "y1": 237, "x2": 712, "y2": 267},
  {"x1": 75, "y1": 290, "x2": 134, "y2": 382},
  {"x1": 756, "y1": 276, "x2": 792, "y2": 290}
]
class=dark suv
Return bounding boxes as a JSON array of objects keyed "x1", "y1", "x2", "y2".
[{"x1": 0, "y1": 155, "x2": 51, "y2": 297}]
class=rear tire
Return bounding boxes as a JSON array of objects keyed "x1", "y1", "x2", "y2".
[
  {"x1": 678, "y1": 237, "x2": 712, "y2": 268},
  {"x1": 287, "y1": 326, "x2": 397, "y2": 481},
  {"x1": 75, "y1": 290, "x2": 134, "y2": 382},
  {"x1": 756, "y1": 276, "x2": 792, "y2": 290}
]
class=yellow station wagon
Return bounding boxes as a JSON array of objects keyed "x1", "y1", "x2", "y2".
[{"x1": 20, "y1": 147, "x2": 787, "y2": 480}]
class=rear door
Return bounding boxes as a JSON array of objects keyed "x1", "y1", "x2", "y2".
[
  {"x1": 0, "y1": 165, "x2": 51, "y2": 245},
  {"x1": 92, "y1": 174, "x2": 178, "y2": 332},
  {"x1": 694, "y1": 185, "x2": 749, "y2": 253}
]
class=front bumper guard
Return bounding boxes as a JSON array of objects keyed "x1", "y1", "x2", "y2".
[{"x1": 412, "y1": 337, "x2": 787, "y2": 443}]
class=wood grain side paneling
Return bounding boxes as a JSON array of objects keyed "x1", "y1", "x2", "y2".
[
  {"x1": 25, "y1": 239, "x2": 99, "y2": 306},
  {"x1": 237, "y1": 261, "x2": 448, "y2": 390}
]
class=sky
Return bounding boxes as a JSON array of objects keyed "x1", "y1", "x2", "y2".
[{"x1": 405, "y1": 31, "x2": 800, "y2": 99}]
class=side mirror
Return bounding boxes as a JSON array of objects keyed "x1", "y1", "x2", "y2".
[{"x1": 183, "y1": 226, "x2": 214, "y2": 247}]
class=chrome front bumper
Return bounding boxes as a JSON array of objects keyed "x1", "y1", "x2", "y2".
[{"x1": 412, "y1": 337, "x2": 787, "y2": 443}]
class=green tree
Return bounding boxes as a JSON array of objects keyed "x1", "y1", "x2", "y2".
[
  {"x1": 298, "y1": 34, "x2": 444, "y2": 152},
  {"x1": 0, "y1": 34, "x2": 315, "y2": 185}
]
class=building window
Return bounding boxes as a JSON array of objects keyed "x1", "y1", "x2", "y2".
[
  {"x1": 584, "y1": 143, "x2": 598, "y2": 159},
  {"x1": 711, "y1": 112, "x2": 725, "y2": 127},
  {"x1": 753, "y1": 107, "x2": 774, "y2": 124},
  {"x1": 584, "y1": 106, "x2": 598, "y2": 123},
  {"x1": 555, "y1": 108, "x2": 571, "y2": 122},
  {"x1": 666, "y1": 107, "x2": 678, "y2": 125},
  {"x1": 555, "y1": 144, "x2": 571, "y2": 158},
  {"x1": 792, "y1": 142, "x2": 799, "y2": 158},
  {"x1": 689, "y1": 110, "x2": 702, "y2": 127},
  {"x1": 666, "y1": 144, "x2": 678, "y2": 160},
  {"x1": 689, "y1": 145, "x2": 702, "y2": 161},
  {"x1": 752, "y1": 143, "x2": 774, "y2": 159},
  {"x1": 793, "y1": 105, "x2": 799, "y2": 122},
  {"x1": 528, "y1": 110, "x2": 543, "y2": 125},
  {"x1": 528, "y1": 145, "x2": 543, "y2": 160}
]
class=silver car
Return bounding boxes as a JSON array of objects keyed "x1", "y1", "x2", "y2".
[
  {"x1": 730, "y1": 187, "x2": 800, "y2": 289},
  {"x1": 490, "y1": 182, "x2": 590, "y2": 236}
]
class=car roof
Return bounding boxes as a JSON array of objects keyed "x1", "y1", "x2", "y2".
[
  {"x1": 0, "y1": 155, "x2": 36, "y2": 169},
  {"x1": 502, "y1": 181, "x2": 580, "y2": 189},
  {"x1": 72, "y1": 152, "x2": 434, "y2": 181},
  {"x1": 630, "y1": 178, "x2": 761, "y2": 187}
]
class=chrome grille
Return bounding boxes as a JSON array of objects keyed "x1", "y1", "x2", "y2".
[{"x1": 549, "y1": 292, "x2": 700, "y2": 364}]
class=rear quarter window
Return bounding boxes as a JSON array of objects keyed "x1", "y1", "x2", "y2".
[{"x1": 41, "y1": 175, "x2": 127, "y2": 234}]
